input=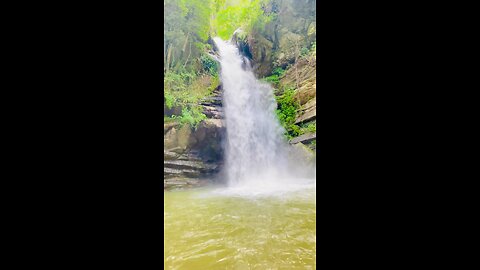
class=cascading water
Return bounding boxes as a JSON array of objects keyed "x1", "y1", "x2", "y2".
[{"x1": 213, "y1": 37, "x2": 314, "y2": 192}]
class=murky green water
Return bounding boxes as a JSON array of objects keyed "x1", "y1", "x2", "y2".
[{"x1": 164, "y1": 186, "x2": 316, "y2": 269}]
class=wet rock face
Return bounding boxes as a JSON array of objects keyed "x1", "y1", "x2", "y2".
[
  {"x1": 164, "y1": 119, "x2": 225, "y2": 189},
  {"x1": 192, "y1": 119, "x2": 225, "y2": 161},
  {"x1": 248, "y1": 35, "x2": 274, "y2": 77},
  {"x1": 247, "y1": 0, "x2": 316, "y2": 77},
  {"x1": 163, "y1": 151, "x2": 222, "y2": 179},
  {"x1": 232, "y1": 30, "x2": 253, "y2": 61}
]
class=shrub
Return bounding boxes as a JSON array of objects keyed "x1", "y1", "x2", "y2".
[
  {"x1": 164, "y1": 91, "x2": 175, "y2": 109},
  {"x1": 300, "y1": 47, "x2": 309, "y2": 57},
  {"x1": 263, "y1": 67, "x2": 285, "y2": 85},
  {"x1": 164, "y1": 67, "x2": 218, "y2": 128},
  {"x1": 303, "y1": 122, "x2": 316, "y2": 133},
  {"x1": 275, "y1": 87, "x2": 300, "y2": 139},
  {"x1": 272, "y1": 67, "x2": 285, "y2": 77},
  {"x1": 200, "y1": 54, "x2": 218, "y2": 76},
  {"x1": 178, "y1": 106, "x2": 206, "y2": 128}
]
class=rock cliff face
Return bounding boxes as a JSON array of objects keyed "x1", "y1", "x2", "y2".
[
  {"x1": 284, "y1": 54, "x2": 317, "y2": 152},
  {"x1": 164, "y1": 87, "x2": 225, "y2": 189},
  {"x1": 248, "y1": 0, "x2": 316, "y2": 77},
  {"x1": 281, "y1": 53, "x2": 316, "y2": 126},
  {"x1": 235, "y1": 0, "x2": 317, "y2": 153}
]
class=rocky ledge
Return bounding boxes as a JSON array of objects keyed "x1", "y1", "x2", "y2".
[{"x1": 164, "y1": 87, "x2": 225, "y2": 190}]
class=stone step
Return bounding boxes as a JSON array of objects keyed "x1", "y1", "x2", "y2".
[
  {"x1": 164, "y1": 177, "x2": 211, "y2": 190},
  {"x1": 164, "y1": 150, "x2": 180, "y2": 160},
  {"x1": 164, "y1": 160, "x2": 208, "y2": 170},
  {"x1": 164, "y1": 151, "x2": 203, "y2": 162},
  {"x1": 200, "y1": 102, "x2": 222, "y2": 107},
  {"x1": 202, "y1": 105, "x2": 223, "y2": 111},
  {"x1": 164, "y1": 167, "x2": 200, "y2": 178},
  {"x1": 202, "y1": 95, "x2": 222, "y2": 100},
  {"x1": 290, "y1": 132, "x2": 316, "y2": 145},
  {"x1": 295, "y1": 106, "x2": 316, "y2": 124},
  {"x1": 200, "y1": 96, "x2": 223, "y2": 106},
  {"x1": 164, "y1": 163, "x2": 220, "y2": 179},
  {"x1": 202, "y1": 105, "x2": 224, "y2": 119}
]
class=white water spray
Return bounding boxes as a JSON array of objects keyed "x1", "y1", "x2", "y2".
[{"x1": 213, "y1": 37, "x2": 314, "y2": 193}]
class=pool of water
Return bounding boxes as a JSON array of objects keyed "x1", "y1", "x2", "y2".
[{"x1": 164, "y1": 185, "x2": 316, "y2": 269}]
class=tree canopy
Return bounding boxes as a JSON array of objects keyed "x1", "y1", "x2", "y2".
[{"x1": 164, "y1": 0, "x2": 270, "y2": 74}]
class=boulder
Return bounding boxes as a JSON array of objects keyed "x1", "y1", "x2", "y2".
[
  {"x1": 248, "y1": 35, "x2": 274, "y2": 77},
  {"x1": 164, "y1": 124, "x2": 192, "y2": 152},
  {"x1": 164, "y1": 114, "x2": 225, "y2": 188}
]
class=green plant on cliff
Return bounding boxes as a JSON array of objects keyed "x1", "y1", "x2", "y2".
[
  {"x1": 300, "y1": 47, "x2": 309, "y2": 57},
  {"x1": 200, "y1": 54, "x2": 219, "y2": 76},
  {"x1": 165, "y1": 91, "x2": 175, "y2": 109},
  {"x1": 178, "y1": 106, "x2": 207, "y2": 128},
  {"x1": 164, "y1": 67, "x2": 218, "y2": 128},
  {"x1": 275, "y1": 87, "x2": 300, "y2": 139},
  {"x1": 263, "y1": 67, "x2": 285, "y2": 85},
  {"x1": 301, "y1": 122, "x2": 316, "y2": 133}
]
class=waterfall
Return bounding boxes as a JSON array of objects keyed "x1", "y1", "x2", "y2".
[{"x1": 213, "y1": 37, "x2": 313, "y2": 190}]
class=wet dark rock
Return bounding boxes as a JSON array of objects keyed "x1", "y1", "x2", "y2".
[
  {"x1": 207, "y1": 36, "x2": 219, "y2": 54},
  {"x1": 202, "y1": 105, "x2": 224, "y2": 119}
]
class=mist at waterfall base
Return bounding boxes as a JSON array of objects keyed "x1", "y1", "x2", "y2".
[{"x1": 212, "y1": 37, "x2": 315, "y2": 197}]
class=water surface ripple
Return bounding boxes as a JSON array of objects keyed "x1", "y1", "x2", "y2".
[{"x1": 164, "y1": 187, "x2": 316, "y2": 269}]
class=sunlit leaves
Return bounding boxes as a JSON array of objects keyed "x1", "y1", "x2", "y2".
[{"x1": 212, "y1": 0, "x2": 270, "y2": 39}]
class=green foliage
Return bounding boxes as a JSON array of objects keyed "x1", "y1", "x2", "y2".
[
  {"x1": 200, "y1": 54, "x2": 219, "y2": 76},
  {"x1": 263, "y1": 75, "x2": 279, "y2": 84},
  {"x1": 289, "y1": 124, "x2": 302, "y2": 137},
  {"x1": 275, "y1": 88, "x2": 300, "y2": 139},
  {"x1": 272, "y1": 67, "x2": 286, "y2": 77},
  {"x1": 275, "y1": 87, "x2": 317, "y2": 139},
  {"x1": 164, "y1": 71, "x2": 194, "y2": 92},
  {"x1": 164, "y1": 104, "x2": 207, "y2": 129},
  {"x1": 212, "y1": 0, "x2": 271, "y2": 40},
  {"x1": 164, "y1": 115, "x2": 176, "y2": 123},
  {"x1": 164, "y1": 0, "x2": 215, "y2": 73},
  {"x1": 165, "y1": 91, "x2": 175, "y2": 109},
  {"x1": 164, "y1": 67, "x2": 219, "y2": 128},
  {"x1": 263, "y1": 67, "x2": 285, "y2": 85},
  {"x1": 304, "y1": 122, "x2": 316, "y2": 133},
  {"x1": 300, "y1": 47, "x2": 309, "y2": 57},
  {"x1": 298, "y1": 121, "x2": 316, "y2": 137},
  {"x1": 178, "y1": 106, "x2": 207, "y2": 128}
]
